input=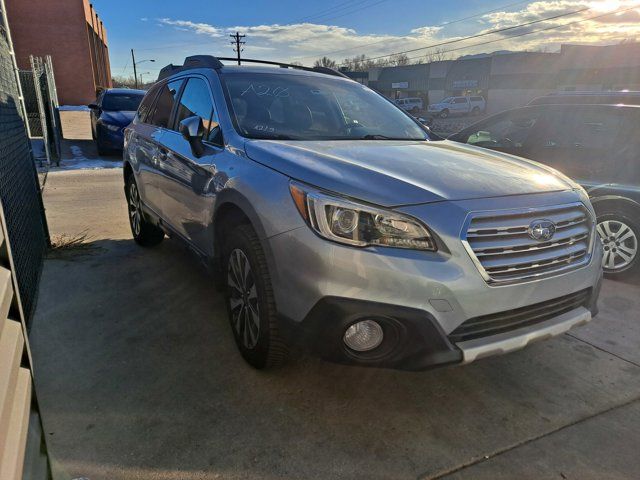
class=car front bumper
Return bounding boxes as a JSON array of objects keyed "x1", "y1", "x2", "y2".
[
  {"x1": 268, "y1": 190, "x2": 603, "y2": 370},
  {"x1": 97, "y1": 124, "x2": 125, "y2": 149}
]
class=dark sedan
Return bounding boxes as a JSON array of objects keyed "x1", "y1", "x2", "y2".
[{"x1": 89, "y1": 88, "x2": 146, "y2": 154}]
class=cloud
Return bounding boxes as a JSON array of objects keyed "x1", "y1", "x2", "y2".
[
  {"x1": 153, "y1": 1, "x2": 640, "y2": 66},
  {"x1": 158, "y1": 18, "x2": 224, "y2": 37}
]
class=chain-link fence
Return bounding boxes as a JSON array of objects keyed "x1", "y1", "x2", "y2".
[
  {"x1": 0, "y1": 3, "x2": 49, "y2": 326},
  {"x1": 18, "y1": 69, "x2": 40, "y2": 135},
  {"x1": 19, "y1": 55, "x2": 61, "y2": 166}
]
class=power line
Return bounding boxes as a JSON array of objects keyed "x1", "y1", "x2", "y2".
[
  {"x1": 292, "y1": 0, "x2": 531, "y2": 61},
  {"x1": 119, "y1": 58, "x2": 129, "y2": 76},
  {"x1": 398, "y1": 5, "x2": 640, "y2": 64},
  {"x1": 307, "y1": 0, "x2": 391, "y2": 24},
  {"x1": 294, "y1": 0, "x2": 377, "y2": 23},
  {"x1": 340, "y1": 5, "x2": 591, "y2": 65}
]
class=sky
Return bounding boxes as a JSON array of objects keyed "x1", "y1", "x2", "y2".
[{"x1": 91, "y1": 0, "x2": 640, "y2": 81}]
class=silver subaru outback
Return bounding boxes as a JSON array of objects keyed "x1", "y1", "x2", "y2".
[{"x1": 123, "y1": 55, "x2": 602, "y2": 370}]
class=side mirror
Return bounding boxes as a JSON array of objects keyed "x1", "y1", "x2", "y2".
[{"x1": 179, "y1": 116, "x2": 205, "y2": 157}]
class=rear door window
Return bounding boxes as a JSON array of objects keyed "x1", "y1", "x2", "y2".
[
  {"x1": 454, "y1": 98, "x2": 467, "y2": 104},
  {"x1": 149, "y1": 79, "x2": 184, "y2": 129},
  {"x1": 136, "y1": 86, "x2": 159, "y2": 123},
  {"x1": 526, "y1": 106, "x2": 625, "y2": 180}
]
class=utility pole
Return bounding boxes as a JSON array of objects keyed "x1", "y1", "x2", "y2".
[
  {"x1": 230, "y1": 32, "x2": 245, "y2": 65},
  {"x1": 131, "y1": 49, "x2": 138, "y2": 89}
]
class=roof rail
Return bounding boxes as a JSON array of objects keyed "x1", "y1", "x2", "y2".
[
  {"x1": 157, "y1": 55, "x2": 351, "y2": 81},
  {"x1": 215, "y1": 57, "x2": 351, "y2": 79},
  {"x1": 157, "y1": 55, "x2": 223, "y2": 80}
]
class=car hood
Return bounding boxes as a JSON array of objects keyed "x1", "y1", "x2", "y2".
[
  {"x1": 101, "y1": 110, "x2": 135, "y2": 126},
  {"x1": 244, "y1": 139, "x2": 575, "y2": 207}
]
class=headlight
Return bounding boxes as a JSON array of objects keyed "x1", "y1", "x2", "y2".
[
  {"x1": 290, "y1": 182, "x2": 436, "y2": 251},
  {"x1": 103, "y1": 123, "x2": 120, "y2": 132}
]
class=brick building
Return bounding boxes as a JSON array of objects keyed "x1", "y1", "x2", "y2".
[{"x1": 5, "y1": 0, "x2": 112, "y2": 105}]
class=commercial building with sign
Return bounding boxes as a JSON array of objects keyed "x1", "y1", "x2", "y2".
[
  {"x1": 5, "y1": 0, "x2": 112, "y2": 105},
  {"x1": 362, "y1": 42, "x2": 640, "y2": 115}
]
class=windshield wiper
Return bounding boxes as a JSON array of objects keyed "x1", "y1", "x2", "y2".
[
  {"x1": 247, "y1": 133, "x2": 301, "y2": 140},
  {"x1": 362, "y1": 134, "x2": 392, "y2": 140},
  {"x1": 361, "y1": 134, "x2": 424, "y2": 141}
]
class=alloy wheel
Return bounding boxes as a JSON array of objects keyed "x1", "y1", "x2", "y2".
[
  {"x1": 128, "y1": 182, "x2": 142, "y2": 236},
  {"x1": 597, "y1": 219, "x2": 638, "y2": 272},
  {"x1": 227, "y1": 248, "x2": 260, "y2": 349}
]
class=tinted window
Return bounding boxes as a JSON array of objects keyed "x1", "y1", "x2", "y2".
[
  {"x1": 453, "y1": 98, "x2": 467, "y2": 104},
  {"x1": 149, "y1": 79, "x2": 184, "y2": 129},
  {"x1": 530, "y1": 107, "x2": 623, "y2": 151},
  {"x1": 525, "y1": 106, "x2": 626, "y2": 180},
  {"x1": 222, "y1": 73, "x2": 427, "y2": 141},
  {"x1": 471, "y1": 96, "x2": 483, "y2": 102},
  {"x1": 175, "y1": 78, "x2": 219, "y2": 142},
  {"x1": 137, "y1": 86, "x2": 159, "y2": 123},
  {"x1": 102, "y1": 92, "x2": 145, "y2": 111}
]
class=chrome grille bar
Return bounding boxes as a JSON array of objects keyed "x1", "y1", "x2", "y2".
[{"x1": 462, "y1": 202, "x2": 595, "y2": 284}]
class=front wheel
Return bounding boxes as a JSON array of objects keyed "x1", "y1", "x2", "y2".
[
  {"x1": 439, "y1": 109, "x2": 449, "y2": 119},
  {"x1": 125, "y1": 176, "x2": 164, "y2": 247},
  {"x1": 223, "y1": 224, "x2": 288, "y2": 369},
  {"x1": 596, "y1": 213, "x2": 639, "y2": 278}
]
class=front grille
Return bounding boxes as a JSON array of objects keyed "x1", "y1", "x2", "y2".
[
  {"x1": 462, "y1": 203, "x2": 594, "y2": 284},
  {"x1": 449, "y1": 288, "x2": 591, "y2": 343}
]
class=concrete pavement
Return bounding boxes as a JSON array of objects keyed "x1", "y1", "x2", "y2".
[{"x1": 31, "y1": 169, "x2": 640, "y2": 480}]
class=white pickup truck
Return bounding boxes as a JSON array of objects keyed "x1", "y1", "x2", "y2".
[{"x1": 427, "y1": 96, "x2": 486, "y2": 118}]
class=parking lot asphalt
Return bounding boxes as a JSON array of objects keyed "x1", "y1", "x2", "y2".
[{"x1": 32, "y1": 169, "x2": 640, "y2": 480}]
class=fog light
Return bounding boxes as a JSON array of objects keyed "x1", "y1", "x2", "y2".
[{"x1": 343, "y1": 320, "x2": 383, "y2": 352}]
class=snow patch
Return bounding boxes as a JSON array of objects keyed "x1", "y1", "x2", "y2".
[{"x1": 59, "y1": 105, "x2": 90, "y2": 111}]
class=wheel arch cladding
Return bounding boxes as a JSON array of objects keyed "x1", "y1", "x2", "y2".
[
  {"x1": 123, "y1": 161, "x2": 133, "y2": 183},
  {"x1": 591, "y1": 195, "x2": 640, "y2": 218},
  {"x1": 212, "y1": 191, "x2": 273, "y2": 268}
]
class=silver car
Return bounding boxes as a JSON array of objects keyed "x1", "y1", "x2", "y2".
[{"x1": 123, "y1": 55, "x2": 602, "y2": 370}]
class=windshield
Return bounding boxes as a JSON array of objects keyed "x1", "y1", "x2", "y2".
[
  {"x1": 222, "y1": 72, "x2": 428, "y2": 141},
  {"x1": 441, "y1": 97, "x2": 454, "y2": 103},
  {"x1": 102, "y1": 92, "x2": 145, "y2": 112}
]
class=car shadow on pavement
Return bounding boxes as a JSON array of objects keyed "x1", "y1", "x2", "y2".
[{"x1": 29, "y1": 237, "x2": 640, "y2": 480}]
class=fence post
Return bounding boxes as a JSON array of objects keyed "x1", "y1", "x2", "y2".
[
  {"x1": 29, "y1": 56, "x2": 52, "y2": 167},
  {"x1": 43, "y1": 56, "x2": 61, "y2": 160},
  {"x1": 0, "y1": 0, "x2": 29, "y2": 128}
]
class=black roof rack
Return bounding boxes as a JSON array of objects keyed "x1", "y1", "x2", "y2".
[{"x1": 157, "y1": 55, "x2": 351, "y2": 81}]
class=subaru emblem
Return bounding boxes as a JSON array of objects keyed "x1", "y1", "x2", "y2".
[{"x1": 528, "y1": 219, "x2": 556, "y2": 241}]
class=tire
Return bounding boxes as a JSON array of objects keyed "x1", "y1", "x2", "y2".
[
  {"x1": 223, "y1": 224, "x2": 288, "y2": 369},
  {"x1": 471, "y1": 106, "x2": 480, "y2": 116},
  {"x1": 125, "y1": 175, "x2": 164, "y2": 247},
  {"x1": 595, "y1": 211, "x2": 640, "y2": 279},
  {"x1": 96, "y1": 137, "x2": 109, "y2": 156},
  {"x1": 439, "y1": 109, "x2": 449, "y2": 119}
]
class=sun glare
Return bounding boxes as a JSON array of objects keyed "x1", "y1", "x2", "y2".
[{"x1": 590, "y1": 0, "x2": 623, "y2": 12}]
